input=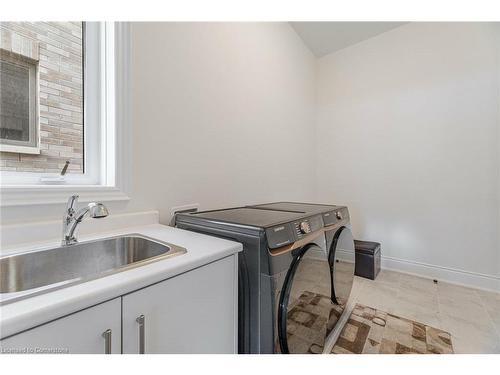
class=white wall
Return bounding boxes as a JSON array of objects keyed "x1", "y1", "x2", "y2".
[
  {"x1": 128, "y1": 22, "x2": 317, "y2": 223},
  {"x1": 0, "y1": 22, "x2": 317, "y2": 225},
  {"x1": 316, "y1": 23, "x2": 500, "y2": 285}
]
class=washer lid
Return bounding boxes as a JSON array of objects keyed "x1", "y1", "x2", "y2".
[{"x1": 187, "y1": 207, "x2": 306, "y2": 228}]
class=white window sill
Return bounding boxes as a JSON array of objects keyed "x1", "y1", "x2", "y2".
[
  {"x1": 0, "y1": 185, "x2": 130, "y2": 207},
  {"x1": 0, "y1": 144, "x2": 40, "y2": 155}
]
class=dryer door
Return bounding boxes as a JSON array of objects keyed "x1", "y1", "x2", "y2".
[
  {"x1": 278, "y1": 244, "x2": 335, "y2": 354},
  {"x1": 328, "y1": 226, "x2": 355, "y2": 306}
]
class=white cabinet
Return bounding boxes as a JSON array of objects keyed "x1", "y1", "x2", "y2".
[
  {"x1": 0, "y1": 298, "x2": 121, "y2": 354},
  {"x1": 0, "y1": 255, "x2": 238, "y2": 354},
  {"x1": 122, "y1": 255, "x2": 237, "y2": 354}
]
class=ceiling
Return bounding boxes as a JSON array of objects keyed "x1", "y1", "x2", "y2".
[{"x1": 290, "y1": 22, "x2": 408, "y2": 57}]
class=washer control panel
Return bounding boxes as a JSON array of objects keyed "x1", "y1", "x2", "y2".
[{"x1": 266, "y1": 214, "x2": 324, "y2": 249}]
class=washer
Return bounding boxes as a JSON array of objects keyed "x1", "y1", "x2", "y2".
[{"x1": 175, "y1": 202, "x2": 355, "y2": 354}]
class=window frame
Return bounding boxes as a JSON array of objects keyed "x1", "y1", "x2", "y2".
[
  {"x1": 0, "y1": 22, "x2": 130, "y2": 206},
  {"x1": 0, "y1": 51, "x2": 39, "y2": 154}
]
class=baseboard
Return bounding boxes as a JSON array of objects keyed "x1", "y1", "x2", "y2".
[{"x1": 336, "y1": 249, "x2": 500, "y2": 293}]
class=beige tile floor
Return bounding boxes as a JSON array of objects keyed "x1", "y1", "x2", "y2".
[{"x1": 350, "y1": 270, "x2": 500, "y2": 353}]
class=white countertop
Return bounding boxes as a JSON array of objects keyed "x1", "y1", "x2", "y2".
[{"x1": 0, "y1": 223, "x2": 242, "y2": 339}]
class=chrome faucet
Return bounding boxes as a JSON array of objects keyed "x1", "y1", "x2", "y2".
[{"x1": 62, "y1": 195, "x2": 109, "y2": 246}]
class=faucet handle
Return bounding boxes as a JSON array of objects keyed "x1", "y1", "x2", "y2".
[{"x1": 66, "y1": 194, "x2": 79, "y2": 213}]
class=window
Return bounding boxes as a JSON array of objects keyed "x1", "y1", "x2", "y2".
[
  {"x1": 0, "y1": 22, "x2": 84, "y2": 174},
  {"x1": 0, "y1": 22, "x2": 130, "y2": 206},
  {"x1": 0, "y1": 51, "x2": 38, "y2": 153}
]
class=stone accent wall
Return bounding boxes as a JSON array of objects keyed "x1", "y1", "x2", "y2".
[{"x1": 0, "y1": 22, "x2": 83, "y2": 174}]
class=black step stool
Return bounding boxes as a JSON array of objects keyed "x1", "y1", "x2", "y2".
[{"x1": 354, "y1": 240, "x2": 381, "y2": 280}]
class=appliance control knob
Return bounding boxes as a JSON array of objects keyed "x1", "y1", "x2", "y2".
[
  {"x1": 299, "y1": 221, "x2": 311, "y2": 234},
  {"x1": 336, "y1": 211, "x2": 343, "y2": 220}
]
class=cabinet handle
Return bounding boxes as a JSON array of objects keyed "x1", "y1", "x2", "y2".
[
  {"x1": 136, "y1": 314, "x2": 145, "y2": 354},
  {"x1": 102, "y1": 329, "x2": 112, "y2": 354}
]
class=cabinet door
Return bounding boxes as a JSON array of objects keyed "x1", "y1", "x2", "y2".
[
  {"x1": 122, "y1": 255, "x2": 237, "y2": 354},
  {"x1": 0, "y1": 298, "x2": 121, "y2": 354}
]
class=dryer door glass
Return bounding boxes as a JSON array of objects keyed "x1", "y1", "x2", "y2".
[
  {"x1": 329, "y1": 226, "x2": 355, "y2": 307},
  {"x1": 278, "y1": 244, "x2": 335, "y2": 354}
]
